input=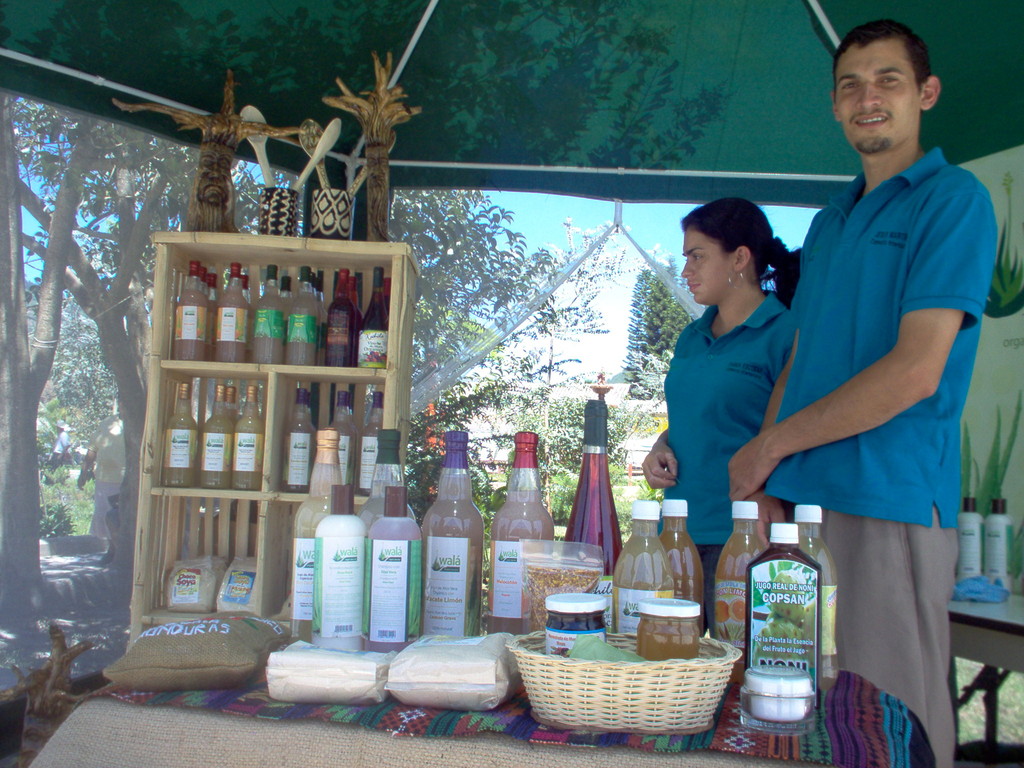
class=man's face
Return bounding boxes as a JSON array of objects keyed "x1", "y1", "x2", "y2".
[{"x1": 831, "y1": 38, "x2": 940, "y2": 157}]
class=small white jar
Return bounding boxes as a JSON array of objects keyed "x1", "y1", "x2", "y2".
[{"x1": 740, "y1": 667, "x2": 815, "y2": 734}]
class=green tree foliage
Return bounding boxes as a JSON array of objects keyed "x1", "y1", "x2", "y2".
[{"x1": 624, "y1": 267, "x2": 691, "y2": 398}]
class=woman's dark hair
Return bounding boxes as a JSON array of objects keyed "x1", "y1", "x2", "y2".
[{"x1": 681, "y1": 197, "x2": 800, "y2": 308}]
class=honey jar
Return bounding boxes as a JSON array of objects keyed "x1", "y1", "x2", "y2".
[{"x1": 636, "y1": 598, "x2": 701, "y2": 660}]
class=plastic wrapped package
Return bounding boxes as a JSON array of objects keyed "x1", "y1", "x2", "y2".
[
  {"x1": 166, "y1": 556, "x2": 227, "y2": 612},
  {"x1": 266, "y1": 641, "x2": 395, "y2": 704}
]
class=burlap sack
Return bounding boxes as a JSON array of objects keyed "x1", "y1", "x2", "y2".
[{"x1": 104, "y1": 616, "x2": 286, "y2": 690}]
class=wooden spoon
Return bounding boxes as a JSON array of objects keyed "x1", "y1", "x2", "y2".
[
  {"x1": 291, "y1": 118, "x2": 341, "y2": 192},
  {"x1": 299, "y1": 119, "x2": 332, "y2": 189},
  {"x1": 239, "y1": 105, "x2": 274, "y2": 187}
]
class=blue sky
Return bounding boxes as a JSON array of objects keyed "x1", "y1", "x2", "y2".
[{"x1": 489, "y1": 191, "x2": 819, "y2": 377}]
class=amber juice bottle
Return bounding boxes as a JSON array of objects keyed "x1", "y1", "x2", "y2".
[
  {"x1": 162, "y1": 381, "x2": 198, "y2": 487},
  {"x1": 199, "y1": 383, "x2": 233, "y2": 489},
  {"x1": 232, "y1": 384, "x2": 264, "y2": 491},
  {"x1": 714, "y1": 500, "x2": 764, "y2": 683},
  {"x1": 660, "y1": 498, "x2": 703, "y2": 605}
]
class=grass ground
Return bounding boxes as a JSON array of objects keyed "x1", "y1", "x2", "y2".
[{"x1": 955, "y1": 659, "x2": 1024, "y2": 747}]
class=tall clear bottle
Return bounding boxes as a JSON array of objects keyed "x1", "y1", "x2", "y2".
[
  {"x1": 199, "y1": 382, "x2": 233, "y2": 490},
  {"x1": 162, "y1": 381, "x2": 198, "y2": 487},
  {"x1": 357, "y1": 390, "x2": 384, "y2": 495},
  {"x1": 612, "y1": 500, "x2": 674, "y2": 634},
  {"x1": 357, "y1": 266, "x2": 389, "y2": 369},
  {"x1": 714, "y1": 500, "x2": 764, "y2": 682},
  {"x1": 357, "y1": 429, "x2": 415, "y2": 529},
  {"x1": 252, "y1": 264, "x2": 285, "y2": 364},
  {"x1": 204, "y1": 272, "x2": 217, "y2": 361},
  {"x1": 313, "y1": 484, "x2": 366, "y2": 650},
  {"x1": 232, "y1": 384, "x2": 264, "y2": 491},
  {"x1": 214, "y1": 262, "x2": 249, "y2": 363},
  {"x1": 421, "y1": 431, "x2": 484, "y2": 637},
  {"x1": 172, "y1": 260, "x2": 208, "y2": 361},
  {"x1": 489, "y1": 431, "x2": 554, "y2": 634},
  {"x1": 365, "y1": 486, "x2": 422, "y2": 652},
  {"x1": 660, "y1": 499, "x2": 703, "y2": 605},
  {"x1": 794, "y1": 504, "x2": 837, "y2": 691},
  {"x1": 292, "y1": 429, "x2": 343, "y2": 642},
  {"x1": 565, "y1": 399, "x2": 622, "y2": 607},
  {"x1": 282, "y1": 387, "x2": 315, "y2": 493},
  {"x1": 285, "y1": 266, "x2": 319, "y2": 366},
  {"x1": 329, "y1": 390, "x2": 359, "y2": 485}
]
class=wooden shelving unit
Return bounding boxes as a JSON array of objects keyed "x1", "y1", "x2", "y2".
[{"x1": 129, "y1": 232, "x2": 417, "y2": 639}]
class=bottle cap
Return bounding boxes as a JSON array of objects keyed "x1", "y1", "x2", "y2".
[
  {"x1": 265, "y1": 264, "x2": 278, "y2": 281},
  {"x1": 769, "y1": 522, "x2": 800, "y2": 544},
  {"x1": 384, "y1": 485, "x2": 407, "y2": 518},
  {"x1": 638, "y1": 597, "x2": 700, "y2": 618},
  {"x1": 315, "y1": 428, "x2": 339, "y2": 451},
  {"x1": 281, "y1": 275, "x2": 292, "y2": 291},
  {"x1": 583, "y1": 399, "x2": 609, "y2": 447},
  {"x1": 330, "y1": 484, "x2": 355, "y2": 516},
  {"x1": 372, "y1": 390, "x2": 384, "y2": 408},
  {"x1": 335, "y1": 389, "x2": 351, "y2": 410},
  {"x1": 514, "y1": 431, "x2": 539, "y2": 451},
  {"x1": 732, "y1": 500, "x2": 759, "y2": 519},
  {"x1": 662, "y1": 499, "x2": 688, "y2": 518},
  {"x1": 743, "y1": 667, "x2": 813, "y2": 696},
  {"x1": 991, "y1": 498, "x2": 1006, "y2": 514},
  {"x1": 295, "y1": 387, "x2": 310, "y2": 406},
  {"x1": 631, "y1": 499, "x2": 661, "y2": 521},
  {"x1": 228, "y1": 262, "x2": 242, "y2": 277},
  {"x1": 444, "y1": 430, "x2": 469, "y2": 451},
  {"x1": 376, "y1": 429, "x2": 402, "y2": 465},
  {"x1": 962, "y1": 497, "x2": 976, "y2": 512},
  {"x1": 546, "y1": 593, "x2": 607, "y2": 614},
  {"x1": 793, "y1": 504, "x2": 822, "y2": 524}
]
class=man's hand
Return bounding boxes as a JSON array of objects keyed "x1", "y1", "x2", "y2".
[
  {"x1": 642, "y1": 438, "x2": 679, "y2": 489},
  {"x1": 747, "y1": 489, "x2": 786, "y2": 544},
  {"x1": 728, "y1": 430, "x2": 781, "y2": 503}
]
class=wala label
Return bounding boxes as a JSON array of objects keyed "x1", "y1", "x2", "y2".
[
  {"x1": 423, "y1": 537, "x2": 470, "y2": 635},
  {"x1": 614, "y1": 586, "x2": 673, "y2": 634},
  {"x1": 490, "y1": 540, "x2": 524, "y2": 619}
]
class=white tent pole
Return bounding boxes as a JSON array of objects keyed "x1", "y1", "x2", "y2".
[{"x1": 804, "y1": 0, "x2": 841, "y2": 49}]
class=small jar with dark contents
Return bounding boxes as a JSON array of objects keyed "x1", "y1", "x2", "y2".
[
  {"x1": 636, "y1": 598, "x2": 701, "y2": 660},
  {"x1": 544, "y1": 593, "x2": 607, "y2": 656}
]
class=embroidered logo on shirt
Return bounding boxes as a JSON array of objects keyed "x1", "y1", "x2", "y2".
[
  {"x1": 869, "y1": 230, "x2": 907, "y2": 249},
  {"x1": 727, "y1": 362, "x2": 767, "y2": 380}
]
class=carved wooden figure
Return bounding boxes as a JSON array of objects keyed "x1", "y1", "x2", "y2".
[
  {"x1": 114, "y1": 71, "x2": 299, "y2": 233},
  {"x1": 324, "y1": 52, "x2": 421, "y2": 242}
]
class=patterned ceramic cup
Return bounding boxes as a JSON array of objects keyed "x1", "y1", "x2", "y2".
[
  {"x1": 258, "y1": 187, "x2": 299, "y2": 237},
  {"x1": 309, "y1": 188, "x2": 353, "y2": 239}
]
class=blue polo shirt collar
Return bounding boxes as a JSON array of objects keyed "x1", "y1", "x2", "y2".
[
  {"x1": 830, "y1": 148, "x2": 948, "y2": 217},
  {"x1": 692, "y1": 293, "x2": 786, "y2": 341}
]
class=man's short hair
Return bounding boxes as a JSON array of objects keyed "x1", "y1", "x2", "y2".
[{"x1": 833, "y1": 19, "x2": 931, "y2": 86}]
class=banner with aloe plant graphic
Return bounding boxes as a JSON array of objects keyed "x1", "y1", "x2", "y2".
[{"x1": 962, "y1": 148, "x2": 1024, "y2": 594}]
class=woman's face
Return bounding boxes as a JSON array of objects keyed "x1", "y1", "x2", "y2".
[{"x1": 681, "y1": 228, "x2": 735, "y2": 306}]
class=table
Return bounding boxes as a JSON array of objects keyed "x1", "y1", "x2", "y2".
[{"x1": 949, "y1": 595, "x2": 1024, "y2": 764}]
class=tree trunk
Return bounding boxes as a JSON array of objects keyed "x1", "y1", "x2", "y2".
[{"x1": 365, "y1": 143, "x2": 390, "y2": 243}]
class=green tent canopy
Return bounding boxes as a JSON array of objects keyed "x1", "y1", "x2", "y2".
[{"x1": 2, "y1": 0, "x2": 1021, "y2": 206}]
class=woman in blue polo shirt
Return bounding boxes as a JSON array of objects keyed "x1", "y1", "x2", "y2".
[{"x1": 641, "y1": 198, "x2": 798, "y2": 633}]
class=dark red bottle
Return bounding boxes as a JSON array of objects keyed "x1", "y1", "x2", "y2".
[
  {"x1": 325, "y1": 268, "x2": 359, "y2": 367},
  {"x1": 565, "y1": 399, "x2": 622, "y2": 576}
]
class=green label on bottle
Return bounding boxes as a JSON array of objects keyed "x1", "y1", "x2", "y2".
[
  {"x1": 254, "y1": 308, "x2": 284, "y2": 340},
  {"x1": 748, "y1": 558, "x2": 819, "y2": 690},
  {"x1": 287, "y1": 313, "x2": 317, "y2": 344}
]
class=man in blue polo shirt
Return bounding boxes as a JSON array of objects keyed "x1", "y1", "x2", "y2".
[{"x1": 728, "y1": 20, "x2": 996, "y2": 768}]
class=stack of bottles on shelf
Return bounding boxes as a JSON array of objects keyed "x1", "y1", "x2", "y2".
[
  {"x1": 172, "y1": 260, "x2": 391, "y2": 369},
  {"x1": 161, "y1": 380, "x2": 385, "y2": 494}
]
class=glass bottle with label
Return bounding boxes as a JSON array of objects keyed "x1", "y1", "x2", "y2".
[
  {"x1": 232, "y1": 384, "x2": 264, "y2": 491},
  {"x1": 659, "y1": 499, "x2": 703, "y2": 605},
  {"x1": 162, "y1": 381, "x2": 198, "y2": 487},
  {"x1": 199, "y1": 382, "x2": 233, "y2": 489},
  {"x1": 313, "y1": 484, "x2": 366, "y2": 650},
  {"x1": 357, "y1": 390, "x2": 384, "y2": 495},
  {"x1": 357, "y1": 429, "x2": 415, "y2": 529},
  {"x1": 357, "y1": 266, "x2": 389, "y2": 369},
  {"x1": 282, "y1": 386, "x2": 315, "y2": 493},
  {"x1": 204, "y1": 272, "x2": 217, "y2": 361},
  {"x1": 715, "y1": 500, "x2": 764, "y2": 683},
  {"x1": 747, "y1": 522, "x2": 822, "y2": 694},
  {"x1": 292, "y1": 428, "x2": 342, "y2": 642},
  {"x1": 612, "y1": 500, "x2": 673, "y2": 634},
  {"x1": 214, "y1": 262, "x2": 249, "y2": 363},
  {"x1": 329, "y1": 390, "x2": 358, "y2": 485},
  {"x1": 173, "y1": 260, "x2": 208, "y2": 361},
  {"x1": 794, "y1": 504, "x2": 837, "y2": 691},
  {"x1": 365, "y1": 486, "x2": 422, "y2": 652},
  {"x1": 421, "y1": 430, "x2": 484, "y2": 637},
  {"x1": 488, "y1": 431, "x2": 554, "y2": 634},
  {"x1": 285, "y1": 266, "x2": 319, "y2": 366},
  {"x1": 326, "y1": 269, "x2": 360, "y2": 367},
  {"x1": 252, "y1": 264, "x2": 285, "y2": 365}
]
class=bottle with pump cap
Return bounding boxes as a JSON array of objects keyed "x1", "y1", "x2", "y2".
[
  {"x1": 421, "y1": 431, "x2": 484, "y2": 637},
  {"x1": 489, "y1": 432, "x2": 555, "y2": 634},
  {"x1": 357, "y1": 429, "x2": 415, "y2": 529},
  {"x1": 794, "y1": 504, "x2": 837, "y2": 691},
  {"x1": 957, "y1": 497, "x2": 983, "y2": 580},
  {"x1": 214, "y1": 262, "x2": 249, "y2": 363},
  {"x1": 292, "y1": 429, "x2": 343, "y2": 642},
  {"x1": 281, "y1": 387, "x2": 315, "y2": 493},
  {"x1": 173, "y1": 261, "x2": 208, "y2": 361},
  {"x1": 329, "y1": 390, "x2": 359, "y2": 485},
  {"x1": 714, "y1": 500, "x2": 764, "y2": 682},
  {"x1": 313, "y1": 484, "x2": 366, "y2": 650},
  {"x1": 659, "y1": 499, "x2": 703, "y2": 606},
  {"x1": 365, "y1": 486, "x2": 422, "y2": 651},
  {"x1": 163, "y1": 381, "x2": 198, "y2": 487},
  {"x1": 199, "y1": 383, "x2": 233, "y2": 490},
  {"x1": 746, "y1": 522, "x2": 822, "y2": 694},
  {"x1": 612, "y1": 500, "x2": 674, "y2": 634},
  {"x1": 357, "y1": 391, "x2": 384, "y2": 494},
  {"x1": 984, "y1": 499, "x2": 1013, "y2": 587}
]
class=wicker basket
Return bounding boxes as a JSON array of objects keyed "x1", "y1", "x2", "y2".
[{"x1": 508, "y1": 632, "x2": 740, "y2": 734}]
